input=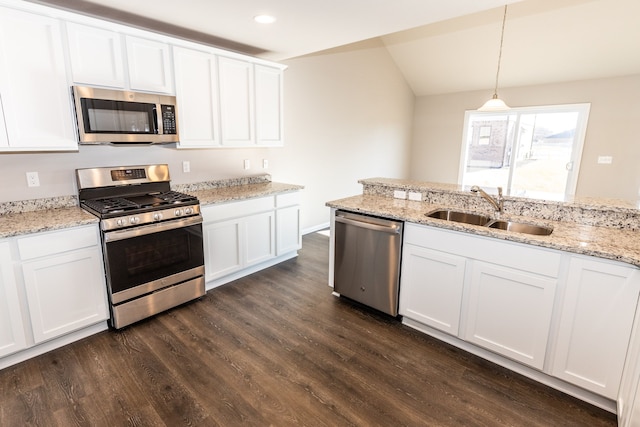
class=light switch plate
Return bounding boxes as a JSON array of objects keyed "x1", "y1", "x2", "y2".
[
  {"x1": 408, "y1": 192, "x2": 422, "y2": 201},
  {"x1": 597, "y1": 156, "x2": 613, "y2": 164}
]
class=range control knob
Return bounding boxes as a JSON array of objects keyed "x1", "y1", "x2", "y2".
[
  {"x1": 153, "y1": 212, "x2": 163, "y2": 221},
  {"x1": 174, "y1": 209, "x2": 183, "y2": 217},
  {"x1": 184, "y1": 207, "x2": 194, "y2": 215},
  {"x1": 129, "y1": 216, "x2": 140, "y2": 225},
  {"x1": 116, "y1": 218, "x2": 126, "y2": 227}
]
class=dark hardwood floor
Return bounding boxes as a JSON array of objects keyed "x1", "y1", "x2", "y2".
[{"x1": 0, "y1": 233, "x2": 617, "y2": 426}]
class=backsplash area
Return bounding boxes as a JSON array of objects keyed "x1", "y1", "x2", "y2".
[{"x1": 360, "y1": 178, "x2": 640, "y2": 231}]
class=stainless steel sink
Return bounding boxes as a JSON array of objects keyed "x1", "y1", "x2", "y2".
[
  {"x1": 426, "y1": 209, "x2": 553, "y2": 236},
  {"x1": 486, "y1": 219, "x2": 553, "y2": 236},
  {"x1": 426, "y1": 209, "x2": 491, "y2": 226}
]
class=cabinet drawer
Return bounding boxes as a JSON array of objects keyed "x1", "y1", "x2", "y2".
[
  {"x1": 276, "y1": 191, "x2": 300, "y2": 208},
  {"x1": 18, "y1": 226, "x2": 99, "y2": 260},
  {"x1": 202, "y1": 196, "x2": 274, "y2": 222}
]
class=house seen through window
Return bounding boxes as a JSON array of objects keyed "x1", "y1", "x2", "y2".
[{"x1": 459, "y1": 103, "x2": 591, "y2": 201}]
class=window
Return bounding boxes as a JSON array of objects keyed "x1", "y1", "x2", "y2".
[{"x1": 459, "y1": 104, "x2": 590, "y2": 201}]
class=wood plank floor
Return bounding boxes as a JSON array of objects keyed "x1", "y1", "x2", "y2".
[{"x1": 0, "y1": 233, "x2": 617, "y2": 426}]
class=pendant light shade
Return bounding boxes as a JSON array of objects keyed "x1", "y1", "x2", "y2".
[{"x1": 478, "y1": 5, "x2": 510, "y2": 112}]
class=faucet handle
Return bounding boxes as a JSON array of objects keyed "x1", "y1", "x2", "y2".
[{"x1": 497, "y1": 186, "x2": 503, "y2": 197}]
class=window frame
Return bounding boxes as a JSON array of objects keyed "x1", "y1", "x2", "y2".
[{"x1": 458, "y1": 103, "x2": 591, "y2": 200}]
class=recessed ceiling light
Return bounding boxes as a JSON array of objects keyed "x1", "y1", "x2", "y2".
[{"x1": 254, "y1": 14, "x2": 276, "y2": 24}]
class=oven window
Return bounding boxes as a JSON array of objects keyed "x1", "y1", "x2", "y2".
[{"x1": 104, "y1": 223, "x2": 204, "y2": 295}]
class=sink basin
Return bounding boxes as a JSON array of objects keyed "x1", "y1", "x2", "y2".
[
  {"x1": 426, "y1": 209, "x2": 491, "y2": 226},
  {"x1": 486, "y1": 220, "x2": 553, "y2": 236}
]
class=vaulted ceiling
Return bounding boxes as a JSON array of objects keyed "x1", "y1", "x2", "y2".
[{"x1": 30, "y1": 0, "x2": 640, "y2": 96}]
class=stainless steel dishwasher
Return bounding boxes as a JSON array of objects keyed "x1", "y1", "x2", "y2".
[{"x1": 334, "y1": 210, "x2": 403, "y2": 316}]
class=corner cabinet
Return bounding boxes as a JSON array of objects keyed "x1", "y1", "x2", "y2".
[
  {"x1": 552, "y1": 256, "x2": 640, "y2": 400},
  {"x1": 201, "y1": 192, "x2": 301, "y2": 289},
  {"x1": 0, "y1": 6, "x2": 76, "y2": 151}
]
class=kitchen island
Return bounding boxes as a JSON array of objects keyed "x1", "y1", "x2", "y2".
[{"x1": 327, "y1": 177, "x2": 640, "y2": 416}]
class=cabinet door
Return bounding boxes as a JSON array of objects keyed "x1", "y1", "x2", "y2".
[
  {"x1": 173, "y1": 46, "x2": 220, "y2": 147},
  {"x1": 218, "y1": 56, "x2": 254, "y2": 145},
  {"x1": 464, "y1": 261, "x2": 557, "y2": 370},
  {"x1": 22, "y1": 247, "x2": 108, "y2": 344},
  {"x1": 243, "y1": 211, "x2": 275, "y2": 267},
  {"x1": 276, "y1": 205, "x2": 301, "y2": 255},
  {"x1": 255, "y1": 64, "x2": 283, "y2": 146},
  {"x1": 0, "y1": 8, "x2": 76, "y2": 151},
  {"x1": 0, "y1": 241, "x2": 27, "y2": 358},
  {"x1": 399, "y1": 244, "x2": 466, "y2": 336},
  {"x1": 204, "y1": 218, "x2": 242, "y2": 281},
  {"x1": 66, "y1": 22, "x2": 125, "y2": 88},
  {"x1": 552, "y1": 257, "x2": 640, "y2": 399},
  {"x1": 125, "y1": 36, "x2": 173, "y2": 93}
]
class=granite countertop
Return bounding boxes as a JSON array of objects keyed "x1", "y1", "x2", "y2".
[
  {"x1": 0, "y1": 178, "x2": 303, "y2": 239},
  {"x1": 327, "y1": 194, "x2": 640, "y2": 268},
  {"x1": 0, "y1": 207, "x2": 98, "y2": 239},
  {"x1": 188, "y1": 182, "x2": 304, "y2": 206}
]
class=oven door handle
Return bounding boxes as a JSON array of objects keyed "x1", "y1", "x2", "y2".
[{"x1": 104, "y1": 215, "x2": 203, "y2": 242}]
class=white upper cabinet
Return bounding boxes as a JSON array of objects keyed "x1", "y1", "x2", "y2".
[
  {"x1": 218, "y1": 56, "x2": 254, "y2": 146},
  {"x1": 255, "y1": 64, "x2": 284, "y2": 146},
  {"x1": 66, "y1": 22, "x2": 125, "y2": 88},
  {"x1": 173, "y1": 46, "x2": 220, "y2": 147},
  {"x1": 0, "y1": 7, "x2": 76, "y2": 151},
  {"x1": 125, "y1": 36, "x2": 173, "y2": 93},
  {"x1": 65, "y1": 24, "x2": 173, "y2": 93}
]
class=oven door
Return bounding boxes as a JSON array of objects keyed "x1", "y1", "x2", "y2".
[{"x1": 103, "y1": 216, "x2": 204, "y2": 304}]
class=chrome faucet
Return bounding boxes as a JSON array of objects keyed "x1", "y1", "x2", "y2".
[{"x1": 470, "y1": 185, "x2": 504, "y2": 214}]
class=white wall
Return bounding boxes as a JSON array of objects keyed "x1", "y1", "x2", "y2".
[
  {"x1": 410, "y1": 74, "x2": 640, "y2": 202},
  {"x1": 0, "y1": 39, "x2": 414, "y2": 233}
]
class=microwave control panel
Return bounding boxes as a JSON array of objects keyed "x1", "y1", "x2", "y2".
[{"x1": 160, "y1": 105, "x2": 177, "y2": 134}]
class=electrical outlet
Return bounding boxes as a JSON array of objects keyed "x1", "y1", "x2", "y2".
[
  {"x1": 182, "y1": 160, "x2": 190, "y2": 173},
  {"x1": 393, "y1": 190, "x2": 406, "y2": 199},
  {"x1": 597, "y1": 156, "x2": 613, "y2": 164},
  {"x1": 243, "y1": 159, "x2": 251, "y2": 170},
  {"x1": 263, "y1": 159, "x2": 269, "y2": 169},
  {"x1": 26, "y1": 171, "x2": 40, "y2": 187}
]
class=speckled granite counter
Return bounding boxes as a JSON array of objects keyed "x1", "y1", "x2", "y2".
[
  {"x1": 184, "y1": 182, "x2": 304, "y2": 206},
  {"x1": 0, "y1": 175, "x2": 303, "y2": 239},
  {"x1": 327, "y1": 178, "x2": 640, "y2": 268},
  {"x1": 0, "y1": 207, "x2": 98, "y2": 239}
]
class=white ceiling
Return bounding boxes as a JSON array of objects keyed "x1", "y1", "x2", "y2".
[{"x1": 30, "y1": 0, "x2": 640, "y2": 96}]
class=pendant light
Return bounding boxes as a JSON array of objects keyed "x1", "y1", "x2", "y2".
[{"x1": 478, "y1": 5, "x2": 510, "y2": 112}]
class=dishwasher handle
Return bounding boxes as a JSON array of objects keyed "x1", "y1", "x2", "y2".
[{"x1": 335, "y1": 214, "x2": 402, "y2": 234}]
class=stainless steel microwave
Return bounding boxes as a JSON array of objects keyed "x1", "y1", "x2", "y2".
[{"x1": 72, "y1": 86, "x2": 179, "y2": 145}]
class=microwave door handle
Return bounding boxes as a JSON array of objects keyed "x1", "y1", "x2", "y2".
[{"x1": 152, "y1": 106, "x2": 160, "y2": 134}]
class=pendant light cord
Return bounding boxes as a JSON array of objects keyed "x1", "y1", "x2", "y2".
[{"x1": 493, "y1": 5, "x2": 508, "y2": 97}]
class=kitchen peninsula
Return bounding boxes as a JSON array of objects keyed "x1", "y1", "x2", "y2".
[{"x1": 327, "y1": 177, "x2": 640, "y2": 415}]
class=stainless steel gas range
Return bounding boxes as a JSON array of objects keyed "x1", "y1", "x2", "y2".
[{"x1": 76, "y1": 164, "x2": 205, "y2": 329}]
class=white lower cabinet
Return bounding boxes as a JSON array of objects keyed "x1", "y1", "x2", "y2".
[
  {"x1": 0, "y1": 241, "x2": 27, "y2": 358},
  {"x1": 21, "y1": 246, "x2": 107, "y2": 344},
  {"x1": 552, "y1": 256, "x2": 640, "y2": 400},
  {"x1": 400, "y1": 222, "x2": 640, "y2": 407},
  {"x1": 276, "y1": 192, "x2": 302, "y2": 256},
  {"x1": 399, "y1": 244, "x2": 466, "y2": 336},
  {"x1": 1, "y1": 225, "x2": 108, "y2": 364},
  {"x1": 202, "y1": 197, "x2": 275, "y2": 283},
  {"x1": 464, "y1": 261, "x2": 557, "y2": 370},
  {"x1": 202, "y1": 192, "x2": 301, "y2": 287}
]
